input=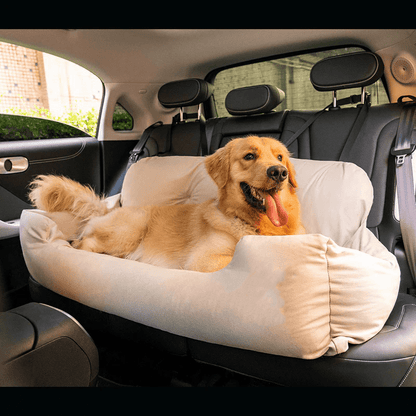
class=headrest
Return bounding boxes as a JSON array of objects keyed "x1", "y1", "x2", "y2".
[
  {"x1": 225, "y1": 84, "x2": 285, "y2": 116},
  {"x1": 310, "y1": 51, "x2": 384, "y2": 92},
  {"x1": 158, "y1": 78, "x2": 214, "y2": 108}
]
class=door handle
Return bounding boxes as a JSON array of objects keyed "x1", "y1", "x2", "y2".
[{"x1": 0, "y1": 157, "x2": 29, "y2": 174}]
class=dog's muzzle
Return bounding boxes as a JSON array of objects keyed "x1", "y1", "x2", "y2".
[
  {"x1": 267, "y1": 165, "x2": 288, "y2": 183},
  {"x1": 240, "y1": 165, "x2": 290, "y2": 228}
]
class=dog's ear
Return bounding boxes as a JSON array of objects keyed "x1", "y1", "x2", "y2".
[
  {"x1": 286, "y1": 158, "x2": 298, "y2": 192},
  {"x1": 205, "y1": 145, "x2": 231, "y2": 189}
]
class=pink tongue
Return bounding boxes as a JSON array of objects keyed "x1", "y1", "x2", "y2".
[{"x1": 265, "y1": 192, "x2": 288, "y2": 227}]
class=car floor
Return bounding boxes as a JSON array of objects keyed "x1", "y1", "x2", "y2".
[{"x1": 92, "y1": 332, "x2": 279, "y2": 387}]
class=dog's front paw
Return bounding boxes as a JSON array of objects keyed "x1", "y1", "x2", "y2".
[{"x1": 71, "y1": 239, "x2": 82, "y2": 249}]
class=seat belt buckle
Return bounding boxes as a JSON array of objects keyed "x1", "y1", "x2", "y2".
[
  {"x1": 391, "y1": 144, "x2": 416, "y2": 167},
  {"x1": 129, "y1": 150, "x2": 142, "y2": 163}
]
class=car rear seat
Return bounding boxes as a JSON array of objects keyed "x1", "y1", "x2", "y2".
[{"x1": 29, "y1": 52, "x2": 416, "y2": 387}]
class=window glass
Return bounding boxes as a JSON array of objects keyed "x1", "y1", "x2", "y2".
[
  {"x1": 0, "y1": 113, "x2": 89, "y2": 141},
  {"x1": 112, "y1": 103, "x2": 133, "y2": 131},
  {"x1": 0, "y1": 41, "x2": 103, "y2": 138},
  {"x1": 212, "y1": 47, "x2": 390, "y2": 117}
]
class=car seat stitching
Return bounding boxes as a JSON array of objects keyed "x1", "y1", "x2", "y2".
[
  {"x1": 325, "y1": 238, "x2": 336, "y2": 353},
  {"x1": 387, "y1": 304, "x2": 415, "y2": 332},
  {"x1": 30, "y1": 139, "x2": 87, "y2": 165},
  {"x1": 336, "y1": 356, "x2": 415, "y2": 364},
  {"x1": 376, "y1": 304, "x2": 414, "y2": 334},
  {"x1": 398, "y1": 355, "x2": 416, "y2": 387}
]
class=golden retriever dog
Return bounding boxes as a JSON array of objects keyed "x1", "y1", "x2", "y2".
[{"x1": 29, "y1": 136, "x2": 305, "y2": 272}]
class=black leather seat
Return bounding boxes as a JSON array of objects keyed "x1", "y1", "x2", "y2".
[
  {"x1": 208, "y1": 84, "x2": 287, "y2": 152},
  {"x1": 145, "y1": 78, "x2": 214, "y2": 157}
]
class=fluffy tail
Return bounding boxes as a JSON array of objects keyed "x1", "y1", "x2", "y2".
[{"x1": 28, "y1": 175, "x2": 109, "y2": 223}]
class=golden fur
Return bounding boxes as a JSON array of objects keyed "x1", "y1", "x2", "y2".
[{"x1": 29, "y1": 136, "x2": 305, "y2": 272}]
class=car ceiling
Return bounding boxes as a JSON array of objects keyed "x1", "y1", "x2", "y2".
[{"x1": 0, "y1": 29, "x2": 415, "y2": 85}]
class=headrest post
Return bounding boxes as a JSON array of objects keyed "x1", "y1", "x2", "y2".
[
  {"x1": 179, "y1": 107, "x2": 184, "y2": 122},
  {"x1": 332, "y1": 91, "x2": 337, "y2": 108},
  {"x1": 197, "y1": 103, "x2": 202, "y2": 121},
  {"x1": 361, "y1": 87, "x2": 366, "y2": 105}
]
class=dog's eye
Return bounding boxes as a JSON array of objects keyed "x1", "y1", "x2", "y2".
[
  {"x1": 244, "y1": 153, "x2": 255, "y2": 161},
  {"x1": 277, "y1": 155, "x2": 283, "y2": 161}
]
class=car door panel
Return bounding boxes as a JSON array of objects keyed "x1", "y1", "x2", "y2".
[
  {"x1": 0, "y1": 137, "x2": 101, "y2": 220},
  {"x1": 0, "y1": 136, "x2": 101, "y2": 310}
]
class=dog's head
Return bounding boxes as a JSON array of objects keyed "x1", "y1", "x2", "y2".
[{"x1": 205, "y1": 136, "x2": 297, "y2": 228}]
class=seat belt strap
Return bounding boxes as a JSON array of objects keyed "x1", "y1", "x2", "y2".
[
  {"x1": 284, "y1": 104, "x2": 331, "y2": 149},
  {"x1": 108, "y1": 120, "x2": 163, "y2": 197},
  {"x1": 392, "y1": 95, "x2": 416, "y2": 283},
  {"x1": 198, "y1": 114, "x2": 208, "y2": 156},
  {"x1": 284, "y1": 93, "x2": 366, "y2": 149},
  {"x1": 339, "y1": 99, "x2": 370, "y2": 159},
  {"x1": 126, "y1": 120, "x2": 163, "y2": 171}
]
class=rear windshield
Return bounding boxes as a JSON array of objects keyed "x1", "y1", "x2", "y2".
[{"x1": 211, "y1": 46, "x2": 390, "y2": 117}]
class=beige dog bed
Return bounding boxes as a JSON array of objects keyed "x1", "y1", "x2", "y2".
[{"x1": 20, "y1": 156, "x2": 400, "y2": 359}]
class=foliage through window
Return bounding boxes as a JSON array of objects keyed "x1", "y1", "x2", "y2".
[
  {"x1": 212, "y1": 47, "x2": 390, "y2": 117},
  {"x1": 0, "y1": 114, "x2": 90, "y2": 141},
  {"x1": 0, "y1": 41, "x2": 103, "y2": 139},
  {"x1": 112, "y1": 103, "x2": 133, "y2": 131}
]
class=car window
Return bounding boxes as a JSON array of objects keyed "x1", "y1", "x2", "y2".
[
  {"x1": 0, "y1": 41, "x2": 103, "y2": 139},
  {"x1": 112, "y1": 103, "x2": 133, "y2": 131},
  {"x1": 211, "y1": 46, "x2": 390, "y2": 117}
]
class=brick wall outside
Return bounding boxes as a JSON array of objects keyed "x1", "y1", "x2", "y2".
[
  {"x1": 0, "y1": 42, "x2": 48, "y2": 112},
  {"x1": 0, "y1": 41, "x2": 102, "y2": 117}
]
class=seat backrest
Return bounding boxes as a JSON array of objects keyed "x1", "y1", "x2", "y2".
[
  {"x1": 282, "y1": 103, "x2": 402, "y2": 240},
  {"x1": 147, "y1": 78, "x2": 214, "y2": 157},
  {"x1": 280, "y1": 52, "x2": 401, "y2": 246},
  {"x1": 208, "y1": 84, "x2": 287, "y2": 153}
]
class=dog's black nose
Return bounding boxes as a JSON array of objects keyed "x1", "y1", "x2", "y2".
[{"x1": 267, "y1": 165, "x2": 288, "y2": 182}]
